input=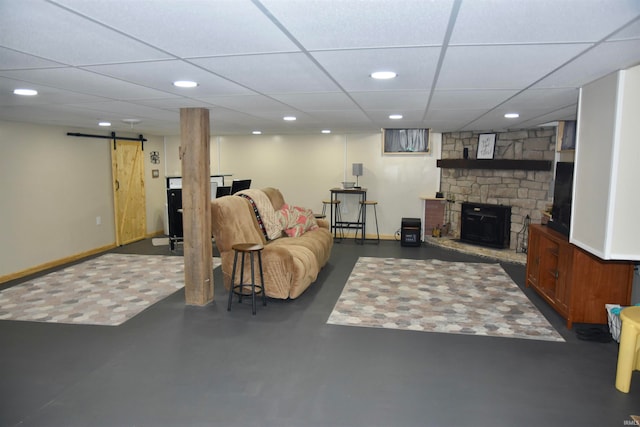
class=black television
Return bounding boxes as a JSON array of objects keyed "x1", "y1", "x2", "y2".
[
  {"x1": 548, "y1": 162, "x2": 574, "y2": 237},
  {"x1": 230, "y1": 179, "x2": 251, "y2": 194}
]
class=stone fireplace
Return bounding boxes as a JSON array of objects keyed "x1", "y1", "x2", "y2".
[{"x1": 439, "y1": 128, "x2": 556, "y2": 250}]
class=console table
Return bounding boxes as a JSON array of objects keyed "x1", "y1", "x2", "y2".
[{"x1": 330, "y1": 188, "x2": 367, "y2": 243}]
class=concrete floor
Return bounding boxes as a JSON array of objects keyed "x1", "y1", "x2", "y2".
[{"x1": 0, "y1": 238, "x2": 637, "y2": 427}]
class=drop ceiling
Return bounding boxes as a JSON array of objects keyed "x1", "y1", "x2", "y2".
[{"x1": 1, "y1": 0, "x2": 639, "y2": 136}]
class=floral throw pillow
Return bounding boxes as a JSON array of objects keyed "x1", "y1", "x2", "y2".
[{"x1": 276, "y1": 203, "x2": 319, "y2": 237}]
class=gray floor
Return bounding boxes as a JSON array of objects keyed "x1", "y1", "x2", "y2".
[{"x1": 1, "y1": 239, "x2": 637, "y2": 427}]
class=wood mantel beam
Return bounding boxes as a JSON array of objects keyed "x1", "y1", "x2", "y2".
[{"x1": 436, "y1": 159, "x2": 552, "y2": 171}]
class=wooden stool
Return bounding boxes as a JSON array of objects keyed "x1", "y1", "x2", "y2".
[
  {"x1": 228, "y1": 243, "x2": 266, "y2": 315},
  {"x1": 322, "y1": 199, "x2": 343, "y2": 239},
  {"x1": 616, "y1": 306, "x2": 640, "y2": 392},
  {"x1": 355, "y1": 200, "x2": 379, "y2": 243}
]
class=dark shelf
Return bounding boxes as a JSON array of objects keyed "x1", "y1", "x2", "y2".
[{"x1": 436, "y1": 159, "x2": 552, "y2": 171}]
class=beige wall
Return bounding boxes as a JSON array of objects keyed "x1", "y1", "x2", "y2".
[
  {"x1": 0, "y1": 121, "x2": 165, "y2": 279},
  {"x1": 165, "y1": 132, "x2": 442, "y2": 238},
  {"x1": 0, "y1": 120, "x2": 440, "y2": 280},
  {"x1": 143, "y1": 136, "x2": 166, "y2": 236}
]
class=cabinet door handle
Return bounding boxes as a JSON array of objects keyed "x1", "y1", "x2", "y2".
[
  {"x1": 115, "y1": 180, "x2": 120, "y2": 191},
  {"x1": 554, "y1": 270, "x2": 559, "y2": 279}
]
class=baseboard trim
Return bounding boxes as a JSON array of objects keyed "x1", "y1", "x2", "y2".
[
  {"x1": 337, "y1": 232, "x2": 398, "y2": 241},
  {"x1": 0, "y1": 243, "x2": 117, "y2": 285}
]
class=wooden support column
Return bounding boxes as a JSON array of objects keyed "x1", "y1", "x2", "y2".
[{"x1": 180, "y1": 108, "x2": 213, "y2": 305}]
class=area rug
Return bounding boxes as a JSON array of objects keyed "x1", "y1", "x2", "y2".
[
  {"x1": 327, "y1": 257, "x2": 565, "y2": 342},
  {"x1": 0, "y1": 254, "x2": 221, "y2": 326}
]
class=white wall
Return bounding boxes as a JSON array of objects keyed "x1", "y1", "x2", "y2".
[
  {"x1": 164, "y1": 131, "x2": 442, "y2": 238},
  {"x1": 572, "y1": 65, "x2": 640, "y2": 260},
  {"x1": 0, "y1": 121, "x2": 166, "y2": 279}
]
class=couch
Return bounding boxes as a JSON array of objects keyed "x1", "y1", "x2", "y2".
[{"x1": 210, "y1": 187, "x2": 333, "y2": 299}]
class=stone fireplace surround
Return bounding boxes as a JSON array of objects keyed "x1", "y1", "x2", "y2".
[{"x1": 439, "y1": 128, "x2": 556, "y2": 250}]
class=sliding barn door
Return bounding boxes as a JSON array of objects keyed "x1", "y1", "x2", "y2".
[{"x1": 111, "y1": 140, "x2": 146, "y2": 246}]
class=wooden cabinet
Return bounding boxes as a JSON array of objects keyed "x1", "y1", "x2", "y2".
[{"x1": 526, "y1": 224, "x2": 633, "y2": 328}]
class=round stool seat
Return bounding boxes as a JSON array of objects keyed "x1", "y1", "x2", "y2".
[
  {"x1": 322, "y1": 199, "x2": 341, "y2": 205},
  {"x1": 228, "y1": 243, "x2": 266, "y2": 315},
  {"x1": 231, "y1": 243, "x2": 264, "y2": 252},
  {"x1": 615, "y1": 306, "x2": 640, "y2": 392},
  {"x1": 360, "y1": 200, "x2": 378, "y2": 205}
]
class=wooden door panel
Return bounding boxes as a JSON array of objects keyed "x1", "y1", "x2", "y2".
[
  {"x1": 112, "y1": 141, "x2": 146, "y2": 245},
  {"x1": 525, "y1": 229, "x2": 540, "y2": 288},
  {"x1": 538, "y1": 235, "x2": 559, "y2": 300}
]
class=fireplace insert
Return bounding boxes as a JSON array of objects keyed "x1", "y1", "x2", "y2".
[{"x1": 460, "y1": 203, "x2": 511, "y2": 249}]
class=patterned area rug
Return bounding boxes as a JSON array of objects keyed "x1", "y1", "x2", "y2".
[
  {"x1": 328, "y1": 257, "x2": 564, "y2": 342},
  {"x1": 0, "y1": 254, "x2": 221, "y2": 326}
]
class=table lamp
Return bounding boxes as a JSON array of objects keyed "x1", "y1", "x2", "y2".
[{"x1": 352, "y1": 163, "x2": 363, "y2": 188}]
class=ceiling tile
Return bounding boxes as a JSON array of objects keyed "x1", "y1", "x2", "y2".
[
  {"x1": 425, "y1": 108, "x2": 489, "y2": 125},
  {"x1": 191, "y1": 53, "x2": 341, "y2": 93},
  {"x1": 533, "y1": 39, "x2": 640, "y2": 88},
  {"x1": 0, "y1": 79, "x2": 109, "y2": 107},
  {"x1": 262, "y1": 0, "x2": 455, "y2": 50},
  {"x1": 368, "y1": 110, "x2": 429, "y2": 124},
  {"x1": 0, "y1": 1, "x2": 170, "y2": 65},
  {"x1": 451, "y1": 0, "x2": 640, "y2": 44},
  {"x1": 304, "y1": 109, "x2": 373, "y2": 125},
  {"x1": 460, "y1": 107, "x2": 564, "y2": 133},
  {"x1": 499, "y1": 88, "x2": 579, "y2": 110},
  {"x1": 608, "y1": 19, "x2": 640, "y2": 40},
  {"x1": 269, "y1": 92, "x2": 357, "y2": 111},
  {"x1": 516, "y1": 105, "x2": 578, "y2": 129},
  {"x1": 437, "y1": 44, "x2": 590, "y2": 90},
  {"x1": 51, "y1": 0, "x2": 299, "y2": 57},
  {"x1": 60, "y1": 101, "x2": 178, "y2": 121},
  {"x1": 429, "y1": 89, "x2": 518, "y2": 110},
  {"x1": 196, "y1": 95, "x2": 292, "y2": 112},
  {"x1": 83, "y1": 60, "x2": 252, "y2": 97},
  {"x1": 312, "y1": 47, "x2": 441, "y2": 91},
  {"x1": 0, "y1": 68, "x2": 174, "y2": 100},
  {"x1": 0, "y1": 47, "x2": 64, "y2": 70},
  {"x1": 350, "y1": 91, "x2": 430, "y2": 110}
]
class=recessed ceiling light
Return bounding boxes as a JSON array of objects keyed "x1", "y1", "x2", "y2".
[
  {"x1": 321, "y1": 129, "x2": 331, "y2": 134},
  {"x1": 389, "y1": 114, "x2": 403, "y2": 120},
  {"x1": 252, "y1": 131, "x2": 262, "y2": 135},
  {"x1": 283, "y1": 116, "x2": 296, "y2": 121},
  {"x1": 98, "y1": 121, "x2": 111, "y2": 127},
  {"x1": 122, "y1": 118, "x2": 141, "y2": 124},
  {"x1": 371, "y1": 71, "x2": 397, "y2": 80},
  {"x1": 173, "y1": 80, "x2": 198, "y2": 88},
  {"x1": 14, "y1": 88, "x2": 38, "y2": 96},
  {"x1": 504, "y1": 113, "x2": 520, "y2": 118}
]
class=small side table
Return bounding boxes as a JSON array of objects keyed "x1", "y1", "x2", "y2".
[
  {"x1": 329, "y1": 187, "x2": 367, "y2": 243},
  {"x1": 228, "y1": 243, "x2": 266, "y2": 315}
]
